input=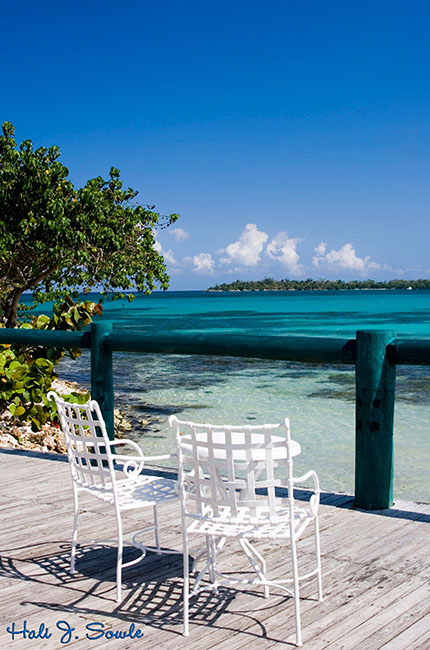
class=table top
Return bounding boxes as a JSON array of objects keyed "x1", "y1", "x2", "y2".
[{"x1": 180, "y1": 430, "x2": 301, "y2": 461}]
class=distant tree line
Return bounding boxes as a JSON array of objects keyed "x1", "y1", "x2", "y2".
[{"x1": 207, "y1": 278, "x2": 430, "y2": 292}]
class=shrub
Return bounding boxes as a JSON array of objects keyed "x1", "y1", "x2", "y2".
[{"x1": 0, "y1": 297, "x2": 101, "y2": 431}]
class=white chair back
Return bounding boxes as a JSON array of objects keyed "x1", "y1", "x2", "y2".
[
  {"x1": 48, "y1": 392, "x2": 115, "y2": 493},
  {"x1": 171, "y1": 417, "x2": 299, "y2": 527}
]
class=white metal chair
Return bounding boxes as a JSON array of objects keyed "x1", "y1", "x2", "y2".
[
  {"x1": 169, "y1": 415, "x2": 323, "y2": 647},
  {"x1": 48, "y1": 391, "x2": 180, "y2": 602}
]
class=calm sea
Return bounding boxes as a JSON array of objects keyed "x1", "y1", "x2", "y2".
[{"x1": 50, "y1": 290, "x2": 430, "y2": 502}]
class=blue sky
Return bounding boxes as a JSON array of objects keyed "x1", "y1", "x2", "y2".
[{"x1": 2, "y1": 0, "x2": 429, "y2": 289}]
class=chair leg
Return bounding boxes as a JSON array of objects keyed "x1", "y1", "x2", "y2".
[
  {"x1": 290, "y1": 536, "x2": 303, "y2": 647},
  {"x1": 116, "y1": 512, "x2": 124, "y2": 603},
  {"x1": 183, "y1": 527, "x2": 190, "y2": 636},
  {"x1": 70, "y1": 487, "x2": 79, "y2": 575},
  {"x1": 314, "y1": 516, "x2": 323, "y2": 601},
  {"x1": 153, "y1": 505, "x2": 161, "y2": 554},
  {"x1": 240, "y1": 538, "x2": 269, "y2": 598}
]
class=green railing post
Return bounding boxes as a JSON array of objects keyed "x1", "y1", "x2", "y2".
[
  {"x1": 355, "y1": 330, "x2": 396, "y2": 509},
  {"x1": 91, "y1": 322, "x2": 114, "y2": 440}
]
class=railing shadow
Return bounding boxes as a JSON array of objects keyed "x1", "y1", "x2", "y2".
[{"x1": 0, "y1": 447, "x2": 68, "y2": 463}]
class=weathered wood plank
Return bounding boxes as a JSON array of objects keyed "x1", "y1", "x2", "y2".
[
  {"x1": 334, "y1": 599, "x2": 430, "y2": 650},
  {"x1": 294, "y1": 578, "x2": 429, "y2": 650},
  {"x1": 0, "y1": 450, "x2": 429, "y2": 650}
]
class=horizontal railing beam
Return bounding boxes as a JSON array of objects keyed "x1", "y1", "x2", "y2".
[
  {"x1": 389, "y1": 340, "x2": 430, "y2": 366},
  {"x1": 108, "y1": 332, "x2": 357, "y2": 364},
  {"x1": 2, "y1": 327, "x2": 430, "y2": 366},
  {"x1": 0, "y1": 329, "x2": 91, "y2": 348}
]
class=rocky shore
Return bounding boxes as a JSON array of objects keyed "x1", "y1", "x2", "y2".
[{"x1": 0, "y1": 379, "x2": 133, "y2": 454}]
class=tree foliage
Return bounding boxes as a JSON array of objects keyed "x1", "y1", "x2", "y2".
[{"x1": 0, "y1": 121, "x2": 179, "y2": 327}]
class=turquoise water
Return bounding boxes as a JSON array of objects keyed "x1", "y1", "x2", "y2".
[
  {"x1": 53, "y1": 290, "x2": 430, "y2": 502},
  {"x1": 84, "y1": 288, "x2": 430, "y2": 338}
]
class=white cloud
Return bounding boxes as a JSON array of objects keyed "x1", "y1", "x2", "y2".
[
  {"x1": 313, "y1": 242, "x2": 380, "y2": 273},
  {"x1": 266, "y1": 232, "x2": 303, "y2": 275},
  {"x1": 188, "y1": 253, "x2": 215, "y2": 273},
  {"x1": 219, "y1": 223, "x2": 268, "y2": 267},
  {"x1": 154, "y1": 240, "x2": 179, "y2": 266},
  {"x1": 314, "y1": 241, "x2": 327, "y2": 257},
  {"x1": 169, "y1": 227, "x2": 189, "y2": 242}
]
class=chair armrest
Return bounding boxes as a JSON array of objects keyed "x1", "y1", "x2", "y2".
[
  {"x1": 108, "y1": 441, "x2": 176, "y2": 477},
  {"x1": 108, "y1": 439, "x2": 145, "y2": 478},
  {"x1": 293, "y1": 470, "x2": 320, "y2": 515},
  {"x1": 108, "y1": 438, "x2": 144, "y2": 455}
]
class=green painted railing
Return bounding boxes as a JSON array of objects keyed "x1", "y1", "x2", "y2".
[{"x1": 1, "y1": 322, "x2": 429, "y2": 510}]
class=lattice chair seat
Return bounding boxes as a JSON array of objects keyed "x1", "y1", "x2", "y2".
[
  {"x1": 170, "y1": 416, "x2": 323, "y2": 647},
  {"x1": 80, "y1": 474, "x2": 179, "y2": 509},
  {"x1": 48, "y1": 392, "x2": 180, "y2": 602},
  {"x1": 187, "y1": 501, "x2": 314, "y2": 540}
]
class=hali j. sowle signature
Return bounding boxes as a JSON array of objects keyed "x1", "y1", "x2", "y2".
[{"x1": 5, "y1": 619, "x2": 145, "y2": 643}]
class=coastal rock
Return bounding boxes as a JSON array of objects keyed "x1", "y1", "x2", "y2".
[
  {"x1": 0, "y1": 413, "x2": 67, "y2": 454},
  {"x1": 114, "y1": 408, "x2": 133, "y2": 437},
  {"x1": 0, "y1": 380, "x2": 123, "y2": 454},
  {"x1": 51, "y1": 377, "x2": 86, "y2": 396},
  {"x1": 0, "y1": 432, "x2": 20, "y2": 448}
]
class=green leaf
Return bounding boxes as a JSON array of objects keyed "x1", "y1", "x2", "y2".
[
  {"x1": 30, "y1": 418, "x2": 41, "y2": 432},
  {"x1": 34, "y1": 358, "x2": 54, "y2": 371},
  {"x1": 36, "y1": 314, "x2": 51, "y2": 329},
  {"x1": 11, "y1": 367, "x2": 28, "y2": 381}
]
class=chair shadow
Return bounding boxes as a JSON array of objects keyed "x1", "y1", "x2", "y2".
[
  {"x1": 0, "y1": 542, "x2": 183, "y2": 588},
  {"x1": 1, "y1": 541, "x2": 299, "y2": 644}
]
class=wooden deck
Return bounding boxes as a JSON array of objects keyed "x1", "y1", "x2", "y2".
[{"x1": 0, "y1": 448, "x2": 429, "y2": 649}]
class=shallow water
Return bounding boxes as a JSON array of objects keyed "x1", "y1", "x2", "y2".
[{"x1": 27, "y1": 289, "x2": 427, "y2": 502}]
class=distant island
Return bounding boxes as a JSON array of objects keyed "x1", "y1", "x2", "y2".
[{"x1": 207, "y1": 278, "x2": 430, "y2": 292}]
